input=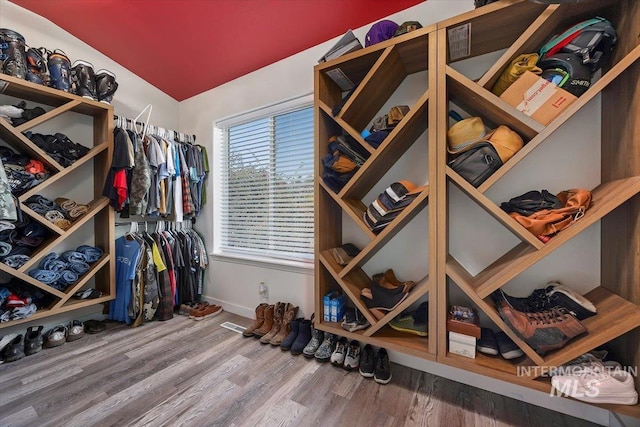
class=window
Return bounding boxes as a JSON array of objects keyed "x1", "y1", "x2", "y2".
[{"x1": 214, "y1": 97, "x2": 314, "y2": 265}]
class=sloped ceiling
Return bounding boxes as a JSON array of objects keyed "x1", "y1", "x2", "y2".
[{"x1": 10, "y1": 0, "x2": 424, "y2": 101}]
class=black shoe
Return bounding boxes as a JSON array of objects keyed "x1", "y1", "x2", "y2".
[
  {"x1": 374, "y1": 348, "x2": 392, "y2": 384},
  {"x1": 3, "y1": 334, "x2": 25, "y2": 362},
  {"x1": 24, "y1": 325, "x2": 43, "y2": 356},
  {"x1": 71, "y1": 60, "x2": 97, "y2": 100},
  {"x1": 476, "y1": 327, "x2": 498, "y2": 356},
  {"x1": 493, "y1": 282, "x2": 596, "y2": 321},
  {"x1": 359, "y1": 344, "x2": 375, "y2": 378},
  {"x1": 495, "y1": 331, "x2": 524, "y2": 360},
  {"x1": 290, "y1": 319, "x2": 312, "y2": 355},
  {"x1": 95, "y1": 69, "x2": 118, "y2": 104}
]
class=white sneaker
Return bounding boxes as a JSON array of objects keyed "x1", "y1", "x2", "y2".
[
  {"x1": 343, "y1": 340, "x2": 361, "y2": 371},
  {"x1": 330, "y1": 336, "x2": 348, "y2": 367},
  {"x1": 551, "y1": 363, "x2": 638, "y2": 405}
]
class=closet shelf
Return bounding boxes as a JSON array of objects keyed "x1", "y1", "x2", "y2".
[
  {"x1": 16, "y1": 197, "x2": 110, "y2": 273},
  {"x1": 14, "y1": 99, "x2": 83, "y2": 133},
  {"x1": 18, "y1": 204, "x2": 67, "y2": 235},
  {"x1": 317, "y1": 105, "x2": 374, "y2": 155},
  {"x1": 53, "y1": 254, "x2": 111, "y2": 308},
  {"x1": 0, "y1": 117, "x2": 65, "y2": 172},
  {"x1": 17, "y1": 143, "x2": 110, "y2": 203},
  {"x1": 0, "y1": 262, "x2": 66, "y2": 299}
]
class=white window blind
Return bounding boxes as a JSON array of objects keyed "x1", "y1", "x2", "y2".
[{"x1": 216, "y1": 102, "x2": 314, "y2": 264}]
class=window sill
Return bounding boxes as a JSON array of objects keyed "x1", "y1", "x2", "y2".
[{"x1": 209, "y1": 252, "x2": 313, "y2": 275}]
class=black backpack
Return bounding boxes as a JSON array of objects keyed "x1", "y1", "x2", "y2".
[{"x1": 448, "y1": 142, "x2": 502, "y2": 188}]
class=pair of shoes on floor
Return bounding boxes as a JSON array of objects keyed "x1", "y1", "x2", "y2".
[
  {"x1": 280, "y1": 316, "x2": 312, "y2": 355},
  {"x1": 389, "y1": 301, "x2": 428, "y2": 336},
  {"x1": 43, "y1": 320, "x2": 84, "y2": 347},
  {"x1": 359, "y1": 344, "x2": 392, "y2": 384},
  {"x1": 188, "y1": 302, "x2": 223, "y2": 320},
  {"x1": 330, "y1": 337, "x2": 361, "y2": 371},
  {"x1": 245, "y1": 302, "x2": 298, "y2": 346},
  {"x1": 177, "y1": 301, "x2": 199, "y2": 316},
  {"x1": 551, "y1": 362, "x2": 638, "y2": 405},
  {"x1": 476, "y1": 327, "x2": 523, "y2": 359},
  {"x1": 84, "y1": 319, "x2": 106, "y2": 334}
]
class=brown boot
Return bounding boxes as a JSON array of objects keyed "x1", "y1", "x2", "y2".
[
  {"x1": 270, "y1": 303, "x2": 299, "y2": 346},
  {"x1": 253, "y1": 304, "x2": 274, "y2": 338},
  {"x1": 243, "y1": 303, "x2": 269, "y2": 337},
  {"x1": 260, "y1": 302, "x2": 285, "y2": 344},
  {"x1": 497, "y1": 300, "x2": 587, "y2": 355}
]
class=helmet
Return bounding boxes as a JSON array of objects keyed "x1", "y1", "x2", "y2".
[{"x1": 537, "y1": 53, "x2": 593, "y2": 97}]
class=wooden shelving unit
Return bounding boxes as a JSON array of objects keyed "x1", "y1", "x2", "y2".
[
  {"x1": 0, "y1": 73, "x2": 115, "y2": 329},
  {"x1": 314, "y1": 24, "x2": 439, "y2": 360},
  {"x1": 434, "y1": 0, "x2": 640, "y2": 419},
  {"x1": 315, "y1": 0, "x2": 639, "y2": 419}
]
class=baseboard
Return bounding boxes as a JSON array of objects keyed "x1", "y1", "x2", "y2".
[{"x1": 201, "y1": 296, "x2": 255, "y2": 319}]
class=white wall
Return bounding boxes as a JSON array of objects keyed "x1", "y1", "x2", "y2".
[{"x1": 0, "y1": 0, "x2": 179, "y2": 129}]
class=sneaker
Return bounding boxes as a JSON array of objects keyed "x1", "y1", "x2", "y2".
[
  {"x1": 302, "y1": 326, "x2": 324, "y2": 359},
  {"x1": 551, "y1": 363, "x2": 638, "y2": 405},
  {"x1": 330, "y1": 336, "x2": 348, "y2": 367},
  {"x1": 178, "y1": 302, "x2": 199, "y2": 316},
  {"x1": 388, "y1": 301, "x2": 428, "y2": 336},
  {"x1": 359, "y1": 344, "x2": 375, "y2": 378},
  {"x1": 24, "y1": 325, "x2": 43, "y2": 355},
  {"x1": 495, "y1": 282, "x2": 596, "y2": 321},
  {"x1": 341, "y1": 307, "x2": 370, "y2": 332},
  {"x1": 476, "y1": 327, "x2": 499, "y2": 356},
  {"x1": 314, "y1": 333, "x2": 337, "y2": 363},
  {"x1": 44, "y1": 325, "x2": 67, "y2": 348},
  {"x1": 494, "y1": 293, "x2": 588, "y2": 355},
  {"x1": 495, "y1": 331, "x2": 523, "y2": 359},
  {"x1": 343, "y1": 340, "x2": 361, "y2": 371},
  {"x1": 192, "y1": 304, "x2": 223, "y2": 320},
  {"x1": 374, "y1": 348, "x2": 392, "y2": 384}
]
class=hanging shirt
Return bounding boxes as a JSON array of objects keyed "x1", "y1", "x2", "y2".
[{"x1": 110, "y1": 236, "x2": 142, "y2": 323}]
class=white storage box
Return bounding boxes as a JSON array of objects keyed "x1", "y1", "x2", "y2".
[{"x1": 449, "y1": 331, "x2": 476, "y2": 359}]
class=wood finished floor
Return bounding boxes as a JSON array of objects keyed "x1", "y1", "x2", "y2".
[{"x1": 0, "y1": 311, "x2": 599, "y2": 427}]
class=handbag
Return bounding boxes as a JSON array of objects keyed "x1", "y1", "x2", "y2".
[{"x1": 448, "y1": 142, "x2": 503, "y2": 187}]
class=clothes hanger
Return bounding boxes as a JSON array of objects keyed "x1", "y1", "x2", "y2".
[{"x1": 134, "y1": 104, "x2": 153, "y2": 138}]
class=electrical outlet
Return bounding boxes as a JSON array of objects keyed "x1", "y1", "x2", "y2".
[{"x1": 259, "y1": 281, "x2": 269, "y2": 299}]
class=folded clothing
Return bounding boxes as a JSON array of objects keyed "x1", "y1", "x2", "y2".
[
  {"x1": 28, "y1": 268, "x2": 61, "y2": 284},
  {"x1": 57, "y1": 269, "x2": 78, "y2": 286},
  {"x1": 61, "y1": 250, "x2": 86, "y2": 263},
  {"x1": 76, "y1": 245, "x2": 103, "y2": 263},
  {"x1": 68, "y1": 260, "x2": 90, "y2": 275},
  {"x1": 3, "y1": 254, "x2": 30, "y2": 268}
]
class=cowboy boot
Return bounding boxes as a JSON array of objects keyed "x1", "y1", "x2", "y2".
[
  {"x1": 260, "y1": 302, "x2": 285, "y2": 344},
  {"x1": 243, "y1": 303, "x2": 269, "y2": 337},
  {"x1": 270, "y1": 303, "x2": 299, "y2": 346},
  {"x1": 253, "y1": 304, "x2": 274, "y2": 338}
]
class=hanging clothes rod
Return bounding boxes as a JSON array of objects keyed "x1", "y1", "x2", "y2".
[{"x1": 113, "y1": 114, "x2": 196, "y2": 144}]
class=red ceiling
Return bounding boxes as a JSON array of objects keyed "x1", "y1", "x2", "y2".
[{"x1": 10, "y1": 0, "x2": 423, "y2": 101}]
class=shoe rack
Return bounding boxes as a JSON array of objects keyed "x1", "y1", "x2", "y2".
[
  {"x1": 0, "y1": 73, "x2": 115, "y2": 328},
  {"x1": 314, "y1": 24, "x2": 439, "y2": 359},
  {"x1": 434, "y1": 0, "x2": 640, "y2": 419}
]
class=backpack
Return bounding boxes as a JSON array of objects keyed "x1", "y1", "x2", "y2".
[
  {"x1": 500, "y1": 190, "x2": 561, "y2": 216},
  {"x1": 365, "y1": 20, "x2": 399, "y2": 47},
  {"x1": 539, "y1": 17, "x2": 617, "y2": 72},
  {"x1": 448, "y1": 142, "x2": 503, "y2": 188},
  {"x1": 509, "y1": 189, "x2": 592, "y2": 237}
]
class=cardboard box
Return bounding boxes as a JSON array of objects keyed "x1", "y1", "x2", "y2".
[
  {"x1": 330, "y1": 294, "x2": 346, "y2": 322},
  {"x1": 500, "y1": 71, "x2": 577, "y2": 126},
  {"x1": 449, "y1": 331, "x2": 477, "y2": 359},
  {"x1": 323, "y1": 291, "x2": 340, "y2": 322}
]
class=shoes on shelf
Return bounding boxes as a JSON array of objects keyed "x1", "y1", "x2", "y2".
[
  {"x1": 374, "y1": 348, "x2": 392, "y2": 385},
  {"x1": 67, "y1": 320, "x2": 85, "y2": 341},
  {"x1": 389, "y1": 301, "x2": 428, "y2": 336},
  {"x1": 343, "y1": 340, "x2": 361, "y2": 371},
  {"x1": 314, "y1": 332, "x2": 337, "y2": 363},
  {"x1": 494, "y1": 291, "x2": 588, "y2": 355},
  {"x1": 302, "y1": 324, "x2": 324, "y2": 359},
  {"x1": 476, "y1": 327, "x2": 499, "y2": 356},
  {"x1": 551, "y1": 363, "x2": 638, "y2": 405},
  {"x1": 495, "y1": 282, "x2": 596, "y2": 321},
  {"x1": 252, "y1": 304, "x2": 275, "y2": 338},
  {"x1": 2, "y1": 334, "x2": 25, "y2": 362},
  {"x1": 24, "y1": 325, "x2": 43, "y2": 355},
  {"x1": 330, "y1": 336, "x2": 348, "y2": 367},
  {"x1": 44, "y1": 325, "x2": 68, "y2": 348},
  {"x1": 495, "y1": 331, "x2": 524, "y2": 360},
  {"x1": 359, "y1": 344, "x2": 375, "y2": 378},
  {"x1": 243, "y1": 303, "x2": 269, "y2": 337},
  {"x1": 341, "y1": 307, "x2": 370, "y2": 332},
  {"x1": 192, "y1": 304, "x2": 223, "y2": 321}
]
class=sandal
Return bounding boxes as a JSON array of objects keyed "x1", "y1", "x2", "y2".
[{"x1": 44, "y1": 325, "x2": 67, "y2": 348}]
